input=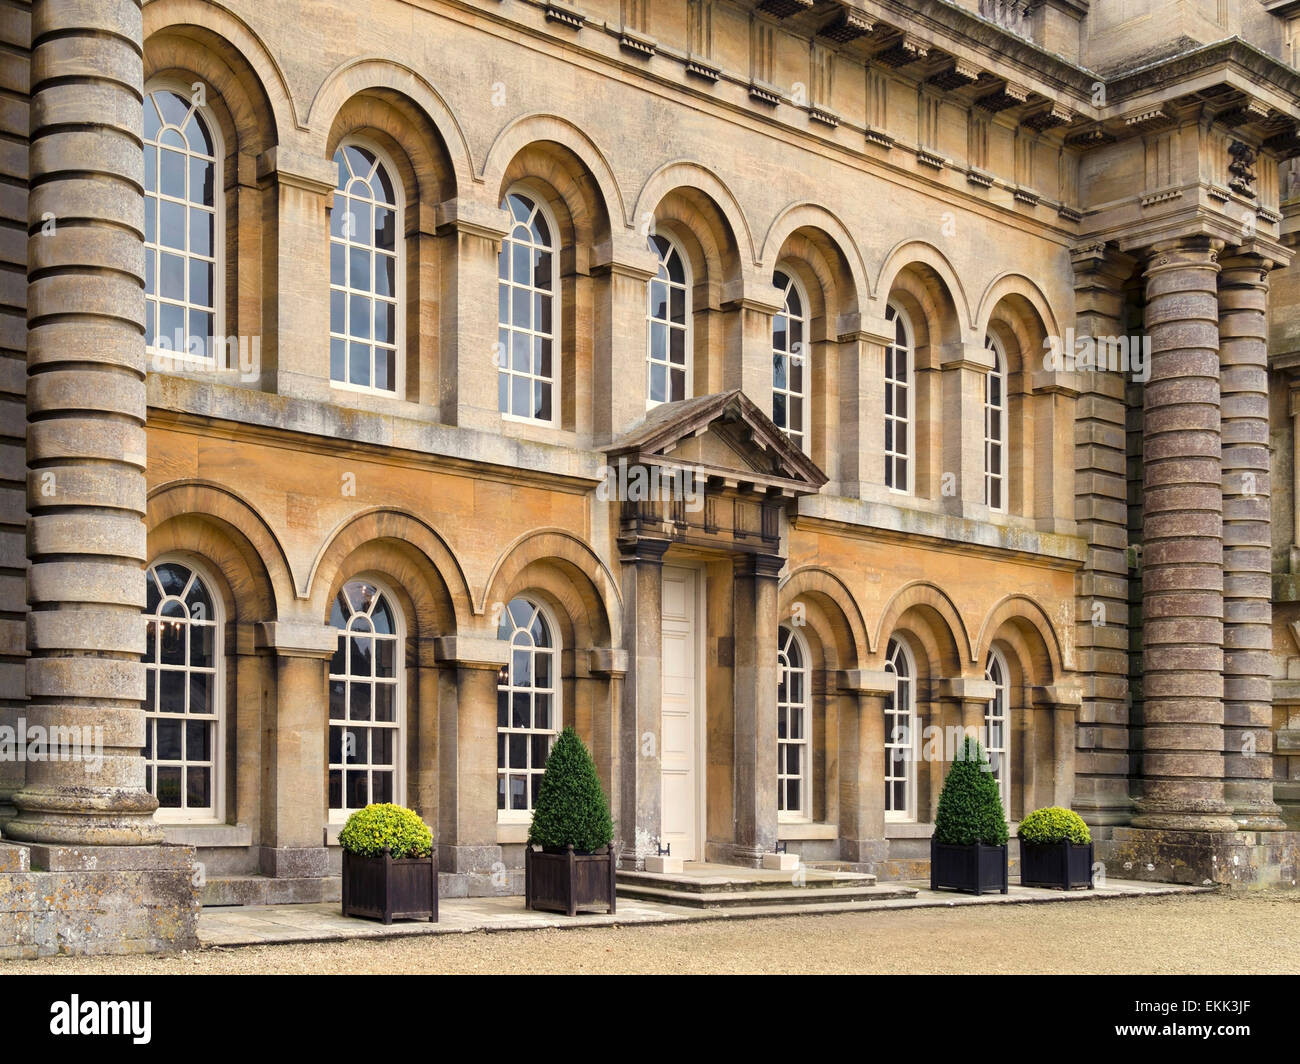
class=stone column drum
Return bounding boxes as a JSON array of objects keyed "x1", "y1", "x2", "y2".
[
  {"x1": 1217, "y1": 252, "x2": 1285, "y2": 829},
  {"x1": 9, "y1": 0, "x2": 160, "y2": 846},
  {"x1": 1131, "y1": 237, "x2": 1236, "y2": 831}
]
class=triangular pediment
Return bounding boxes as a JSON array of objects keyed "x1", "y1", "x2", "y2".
[{"x1": 607, "y1": 390, "x2": 828, "y2": 495}]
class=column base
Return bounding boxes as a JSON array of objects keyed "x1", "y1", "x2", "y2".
[
  {"x1": 1099, "y1": 827, "x2": 1300, "y2": 888},
  {"x1": 1129, "y1": 795, "x2": 1238, "y2": 833},
  {"x1": 6, "y1": 786, "x2": 164, "y2": 846},
  {"x1": 258, "y1": 845, "x2": 329, "y2": 878},
  {"x1": 839, "y1": 837, "x2": 888, "y2": 870},
  {"x1": 712, "y1": 842, "x2": 767, "y2": 868},
  {"x1": 0, "y1": 841, "x2": 199, "y2": 958}
]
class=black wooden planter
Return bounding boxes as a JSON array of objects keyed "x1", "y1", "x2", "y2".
[
  {"x1": 930, "y1": 839, "x2": 1008, "y2": 895},
  {"x1": 1019, "y1": 840, "x2": 1094, "y2": 890},
  {"x1": 341, "y1": 847, "x2": 438, "y2": 924},
  {"x1": 525, "y1": 844, "x2": 616, "y2": 916}
]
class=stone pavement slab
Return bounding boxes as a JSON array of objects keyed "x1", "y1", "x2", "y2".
[{"x1": 197, "y1": 878, "x2": 1210, "y2": 948}]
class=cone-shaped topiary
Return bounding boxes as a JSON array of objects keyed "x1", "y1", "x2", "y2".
[
  {"x1": 527, "y1": 726, "x2": 614, "y2": 853},
  {"x1": 933, "y1": 736, "x2": 1009, "y2": 846}
]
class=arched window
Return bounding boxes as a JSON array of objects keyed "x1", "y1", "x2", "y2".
[
  {"x1": 143, "y1": 85, "x2": 220, "y2": 362},
  {"x1": 144, "y1": 559, "x2": 222, "y2": 820},
  {"x1": 329, "y1": 140, "x2": 402, "y2": 393},
  {"x1": 772, "y1": 269, "x2": 808, "y2": 452},
  {"x1": 985, "y1": 648, "x2": 1011, "y2": 813},
  {"x1": 646, "y1": 233, "x2": 690, "y2": 405},
  {"x1": 328, "y1": 579, "x2": 403, "y2": 817},
  {"x1": 777, "y1": 624, "x2": 811, "y2": 819},
  {"x1": 497, "y1": 189, "x2": 557, "y2": 422},
  {"x1": 884, "y1": 304, "x2": 914, "y2": 493},
  {"x1": 884, "y1": 637, "x2": 916, "y2": 821},
  {"x1": 497, "y1": 597, "x2": 559, "y2": 816},
  {"x1": 984, "y1": 333, "x2": 1007, "y2": 511}
]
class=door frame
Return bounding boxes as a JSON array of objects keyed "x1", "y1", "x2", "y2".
[{"x1": 661, "y1": 561, "x2": 708, "y2": 863}]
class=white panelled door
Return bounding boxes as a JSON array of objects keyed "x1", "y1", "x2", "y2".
[{"x1": 660, "y1": 565, "x2": 700, "y2": 861}]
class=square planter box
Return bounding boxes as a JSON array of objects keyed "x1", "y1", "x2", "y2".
[
  {"x1": 525, "y1": 844, "x2": 616, "y2": 916},
  {"x1": 342, "y1": 848, "x2": 438, "y2": 924},
  {"x1": 930, "y1": 839, "x2": 1008, "y2": 895},
  {"x1": 1019, "y1": 840, "x2": 1094, "y2": 890}
]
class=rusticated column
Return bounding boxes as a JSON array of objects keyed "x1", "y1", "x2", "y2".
[
  {"x1": 0, "y1": 0, "x2": 31, "y2": 825},
  {"x1": 729, "y1": 552, "x2": 781, "y2": 865},
  {"x1": 1132, "y1": 236, "x2": 1236, "y2": 831},
  {"x1": 8, "y1": 0, "x2": 159, "y2": 845},
  {"x1": 1217, "y1": 252, "x2": 1285, "y2": 829},
  {"x1": 617, "y1": 537, "x2": 668, "y2": 868},
  {"x1": 1069, "y1": 242, "x2": 1137, "y2": 830}
]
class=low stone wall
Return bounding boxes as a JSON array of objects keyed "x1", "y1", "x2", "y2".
[
  {"x1": 1098, "y1": 829, "x2": 1300, "y2": 889},
  {"x1": 0, "y1": 841, "x2": 200, "y2": 959}
]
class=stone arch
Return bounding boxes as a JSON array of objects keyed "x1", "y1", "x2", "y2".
[
  {"x1": 760, "y1": 202, "x2": 869, "y2": 324},
  {"x1": 875, "y1": 240, "x2": 971, "y2": 349},
  {"x1": 873, "y1": 581, "x2": 972, "y2": 678},
  {"x1": 306, "y1": 57, "x2": 473, "y2": 193},
  {"x1": 976, "y1": 273, "x2": 1060, "y2": 355},
  {"x1": 146, "y1": 480, "x2": 294, "y2": 619},
  {"x1": 778, "y1": 566, "x2": 869, "y2": 671},
  {"x1": 482, "y1": 530, "x2": 621, "y2": 649},
  {"x1": 144, "y1": 0, "x2": 297, "y2": 136},
  {"x1": 309, "y1": 508, "x2": 472, "y2": 636},
  {"x1": 324, "y1": 88, "x2": 459, "y2": 207},
  {"x1": 634, "y1": 161, "x2": 753, "y2": 292},
  {"x1": 979, "y1": 279, "x2": 1057, "y2": 520},
  {"x1": 974, "y1": 594, "x2": 1065, "y2": 687},
  {"x1": 482, "y1": 114, "x2": 622, "y2": 245}
]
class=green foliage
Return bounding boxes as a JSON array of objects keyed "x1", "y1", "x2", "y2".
[
  {"x1": 527, "y1": 727, "x2": 615, "y2": 852},
  {"x1": 338, "y1": 802, "x2": 433, "y2": 859},
  {"x1": 933, "y1": 736, "x2": 1010, "y2": 846},
  {"x1": 1017, "y1": 806, "x2": 1091, "y2": 846}
]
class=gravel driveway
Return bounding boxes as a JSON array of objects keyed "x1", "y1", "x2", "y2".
[{"x1": 3, "y1": 892, "x2": 1296, "y2": 975}]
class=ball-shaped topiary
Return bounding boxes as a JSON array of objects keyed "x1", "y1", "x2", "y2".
[
  {"x1": 527, "y1": 726, "x2": 615, "y2": 853},
  {"x1": 933, "y1": 736, "x2": 1010, "y2": 846},
  {"x1": 1017, "y1": 806, "x2": 1091, "y2": 845},
  {"x1": 338, "y1": 802, "x2": 433, "y2": 859}
]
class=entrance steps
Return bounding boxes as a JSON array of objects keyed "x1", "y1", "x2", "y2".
[{"x1": 616, "y1": 861, "x2": 918, "y2": 910}]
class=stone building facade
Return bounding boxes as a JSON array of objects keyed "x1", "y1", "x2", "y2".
[{"x1": 2, "y1": 0, "x2": 1300, "y2": 955}]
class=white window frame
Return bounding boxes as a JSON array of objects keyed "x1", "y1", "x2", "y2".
[
  {"x1": 144, "y1": 555, "x2": 225, "y2": 824},
  {"x1": 497, "y1": 184, "x2": 561, "y2": 427},
  {"x1": 646, "y1": 231, "x2": 693, "y2": 408},
  {"x1": 985, "y1": 647, "x2": 1011, "y2": 814},
  {"x1": 328, "y1": 138, "x2": 405, "y2": 398},
  {"x1": 143, "y1": 80, "x2": 224, "y2": 373},
  {"x1": 327, "y1": 576, "x2": 406, "y2": 823},
  {"x1": 984, "y1": 332, "x2": 1008, "y2": 513},
  {"x1": 884, "y1": 636, "x2": 918, "y2": 823},
  {"x1": 884, "y1": 303, "x2": 915, "y2": 495},
  {"x1": 496, "y1": 596, "x2": 563, "y2": 823},
  {"x1": 772, "y1": 267, "x2": 810, "y2": 454},
  {"x1": 777, "y1": 624, "x2": 812, "y2": 822}
]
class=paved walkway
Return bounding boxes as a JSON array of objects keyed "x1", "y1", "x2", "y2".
[{"x1": 199, "y1": 878, "x2": 1206, "y2": 948}]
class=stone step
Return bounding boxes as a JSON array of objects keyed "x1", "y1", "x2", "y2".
[
  {"x1": 616, "y1": 882, "x2": 917, "y2": 908},
  {"x1": 204, "y1": 875, "x2": 341, "y2": 907},
  {"x1": 0, "y1": 841, "x2": 30, "y2": 873},
  {"x1": 617, "y1": 867, "x2": 876, "y2": 894}
]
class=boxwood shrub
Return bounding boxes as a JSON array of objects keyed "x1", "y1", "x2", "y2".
[
  {"x1": 1017, "y1": 806, "x2": 1091, "y2": 846},
  {"x1": 527, "y1": 726, "x2": 614, "y2": 853},
  {"x1": 933, "y1": 736, "x2": 1009, "y2": 846},
  {"x1": 338, "y1": 802, "x2": 433, "y2": 859}
]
